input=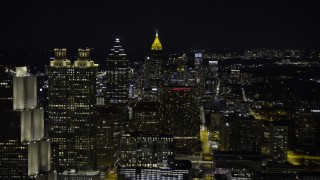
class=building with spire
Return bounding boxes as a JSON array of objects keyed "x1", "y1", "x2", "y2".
[
  {"x1": 144, "y1": 30, "x2": 166, "y2": 100},
  {"x1": 151, "y1": 30, "x2": 163, "y2": 51},
  {"x1": 105, "y1": 38, "x2": 130, "y2": 105},
  {"x1": 104, "y1": 39, "x2": 130, "y2": 166},
  {"x1": 47, "y1": 48, "x2": 98, "y2": 172}
]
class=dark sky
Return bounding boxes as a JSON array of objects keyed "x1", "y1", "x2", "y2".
[{"x1": 1, "y1": 0, "x2": 320, "y2": 55}]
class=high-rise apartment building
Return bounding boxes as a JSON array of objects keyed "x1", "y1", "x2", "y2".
[{"x1": 48, "y1": 48, "x2": 98, "y2": 172}]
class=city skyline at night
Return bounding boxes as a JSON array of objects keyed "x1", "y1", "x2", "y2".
[{"x1": 1, "y1": 1, "x2": 320, "y2": 180}]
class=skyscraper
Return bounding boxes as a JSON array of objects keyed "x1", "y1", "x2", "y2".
[
  {"x1": 105, "y1": 38, "x2": 130, "y2": 105},
  {"x1": 144, "y1": 30, "x2": 165, "y2": 95},
  {"x1": 204, "y1": 60, "x2": 219, "y2": 100},
  {"x1": 48, "y1": 48, "x2": 98, "y2": 172},
  {"x1": 105, "y1": 39, "x2": 130, "y2": 159},
  {"x1": 160, "y1": 86, "x2": 200, "y2": 153},
  {"x1": 95, "y1": 105, "x2": 117, "y2": 169},
  {"x1": 12, "y1": 66, "x2": 54, "y2": 179},
  {"x1": 0, "y1": 65, "x2": 28, "y2": 179}
]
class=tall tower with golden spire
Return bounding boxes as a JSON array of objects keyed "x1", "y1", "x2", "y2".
[
  {"x1": 143, "y1": 29, "x2": 165, "y2": 100},
  {"x1": 151, "y1": 29, "x2": 163, "y2": 51}
]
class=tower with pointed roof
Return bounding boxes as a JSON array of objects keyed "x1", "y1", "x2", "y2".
[
  {"x1": 144, "y1": 30, "x2": 166, "y2": 100},
  {"x1": 151, "y1": 29, "x2": 163, "y2": 51},
  {"x1": 105, "y1": 38, "x2": 130, "y2": 157},
  {"x1": 106, "y1": 38, "x2": 130, "y2": 105}
]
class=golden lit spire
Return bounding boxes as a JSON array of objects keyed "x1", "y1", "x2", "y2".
[{"x1": 151, "y1": 29, "x2": 163, "y2": 51}]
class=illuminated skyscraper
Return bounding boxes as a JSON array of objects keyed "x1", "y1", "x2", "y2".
[
  {"x1": 160, "y1": 86, "x2": 200, "y2": 153},
  {"x1": 0, "y1": 65, "x2": 28, "y2": 179},
  {"x1": 11, "y1": 66, "x2": 55, "y2": 179},
  {"x1": 105, "y1": 38, "x2": 130, "y2": 105},
  {"x1": 194, "y1": 51, "x2": 203, "y2": 70},
  {"x1": 144, "y1": 30, "x2": 165, "y2": 95},
  {"x1": 105, "y1": 39, "x2": 130, "y2": 158},
  {"x1": 48, "y1": 48, "x2": 98, "y2": 172},
  {"x1": 204, "y1": 60, "x2": 219, "y2": 100}
]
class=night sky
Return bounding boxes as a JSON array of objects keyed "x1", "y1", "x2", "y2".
[{"x1": 1, "y1": 1, "x2": 320, "y2": 56}]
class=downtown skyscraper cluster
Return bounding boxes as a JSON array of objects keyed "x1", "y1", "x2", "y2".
[{"x1": 1, "y1": 29, "x2": 320, "y2": 180}]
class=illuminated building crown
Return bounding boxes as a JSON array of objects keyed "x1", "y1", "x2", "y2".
[{"x1": 151, "y1": 29, "x2": 163, "y2": 51}]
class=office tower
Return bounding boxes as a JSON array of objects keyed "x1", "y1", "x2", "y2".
[
  {"x1": 160, "y1": 86, "x2": 200, "y2": 153},
  {"x1": 144, "y1": 30, "x2": 165, "y2": 95},
  {"x1": 204, "y1": 60, "x2": 219, "y2": 100},
  {"x1": 176, "y1": 54, "x2": 187, "y2": 82},
  {"x1": 191, "y1": 50, "x2": 206, "y2": 89},
  {"x1": 194, "y1": 51, "x2": 203, "y2": 70},
  {"x1": 48, "y1": 48, "x2": 98, "y2": 172},
  {"x1": 0, "y1": 65, "x2": 29, "y2": 179},
  {"x1": 129, "y1": 101, "x2": 161, "y2": 133},
  {"x1": 228, "y1": 114, "x2": 262, "y2": 152},
  {"x1": 166, "y1": 54, "x2": 187, "y2": 85},
  {"x1": 95, "y1": 105, "x2": 116, "y2": 169},
  {"x1": 105, "y1": 38, "x2": 130, "y2": 155},
  {"x1": 105, "y1": 38, "x2": 130, "y2": 105},
  {"x1": 208, "y1": 60, "x2": 218, "y2": 79},
  {"x1": 96, "y1": 71, "x2": 107, "y2": 99},
  {"x1": 220, "y1": 113, "x2": 262, "y2": 152},
  {"x1": 12, "y1": 66, "x2": 54, "y2": 179},
  {"x1": 119, "y1": 132, "x2": 174, "y2": 168},
  {"x1": 270, "y1": 121, "x2": 288, "y2": 162}
]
